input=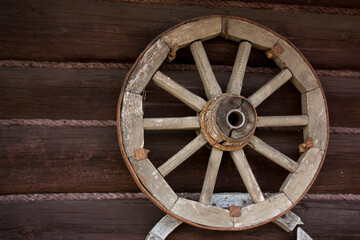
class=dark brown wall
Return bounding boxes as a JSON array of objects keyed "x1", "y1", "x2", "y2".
[{"x1": 0, "y1": 0, "x2": 359, "y2": 239}]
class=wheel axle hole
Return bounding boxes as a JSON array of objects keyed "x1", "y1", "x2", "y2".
[{"x1": 226, "y1": 109, "x2": 245, "y2": 129}]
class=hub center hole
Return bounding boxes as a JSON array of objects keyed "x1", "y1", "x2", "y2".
[{"x1": 226, "y1": 109, "x2": 246, "y2": 129}]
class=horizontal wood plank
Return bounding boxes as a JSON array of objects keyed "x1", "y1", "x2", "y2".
[
  {"x1": 0, "y1": 1, "x2": 359, "y2": 70},
  {"x1": 0, "y1": 67, "x2": 358, "y2": 127},
  {"x1": 0, "y1": 198, "x2": 358, "y2": 240},
  {"x1": 0, "y1": 126, "x2": 358, "y2": 194}
]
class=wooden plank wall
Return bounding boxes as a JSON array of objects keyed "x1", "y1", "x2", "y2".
[{"x1": 0, "y1": 0, "x2": 359, "y2": 239}]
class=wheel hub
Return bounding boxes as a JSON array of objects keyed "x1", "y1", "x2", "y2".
[{"x1": 200, "y1": 93, "x2": 257, "y2": 151}]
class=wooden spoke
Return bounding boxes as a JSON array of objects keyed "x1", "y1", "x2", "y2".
[
  {"x1": 249, "y1": 136, "x2": 299, "y2": 172},
  {"x1": 226, "y1": 41, "x2": 252, "y2": 95},
  {"x1": 152, "y1": 71, "x2": 206, "y2": 112},
  {"x1": 190, "y1": 41, "x2": 222, "y2": 99},
  {"x1": 144, "y1": 116, "x2": 200, "y2": 130},
  {"x1": 199, "y1": 147, "x2": 223, "y2": 205},
  {"x1": 248, "y1": 69, "x2": 293, "y2": 108},
  {"x1": 257, "y1": 115, "x2": 309, "y2": 127},
  {"x1": 158, "y1": 134, "x2": 207, "y2": 177},
  {"x1": 230, "y1": 149, "x2": 265, "y2": 203}
]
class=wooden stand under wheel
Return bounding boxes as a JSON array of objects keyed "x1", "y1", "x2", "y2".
[{"x1": 117, "y1": 16, "x2": 328, "y2": 240}]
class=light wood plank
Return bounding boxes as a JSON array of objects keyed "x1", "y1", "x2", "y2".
[
  {"x1": 190, "y1": 41, "x2": 222, "y2": 99},
  {"x1": 248, "y1": 136, "x2": 299, "y2": 172},
  {"x1": 144, "y1": 116, "x2": 200, "y2": 130},
  {"x1": 297, "y1": 227, "x2": 313, "y2": 240},
  {"x1": 221, "y1": 17, "x2": 279, "y2": 50},
  {"x1": 130, "y1": 157, "x2": 178, "y2": 210},
  {"x1": 274, "y1": 38, "x2": 319, "y2": 93},
  {"x1": 147, "y1": 214, "x2": 182, "y2": 240},
  {"x1": 230, "y1": 149, "x2": 265, "y2": 203},
  {"x1": 273, "y1": 211, "x2": 303, "y2": 232},
  {"x1": 126, "y1": 38, "x2": 170, "y2": 94},
  {"x1": 121, "y1": 92, "x2": 144, "y2": 157},
  {"x1": 301, "y1": 88, "x2": 328, "y2": 150},
  {"x1": 257, "y1": 115, "x2": 309, "y2": 127},
  {"x1": 233, "y1": 193, "x2": 292, "y2": 228},
  {"x1": 158, "y1": 134, "x2": 207, "y2": 177},
  {"x1": 248, "y1": 69, "x2": 293, "y2": 108},
  {"x1": 199, "y1": 147, "x2": 223, "y2": 205},
  {"x1": 162, "y1": 17, "x2": 222, "y2": 49},
  {"x1": 226, "y1": 41, "x2": 252, "y2": 95},
  {"x1": 280, "y1": 147, "x2": 324, "y2": 204},
  {"x1": 152, "y1": 71, "x2": 206, "y2": 112},
  {"x1": 171, "y1": 197, "x2": 233, "y2": 228}
]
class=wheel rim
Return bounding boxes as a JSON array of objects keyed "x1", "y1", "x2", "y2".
[{"x1": 117, "y1": 15, "x2": 329, "y2": 230}]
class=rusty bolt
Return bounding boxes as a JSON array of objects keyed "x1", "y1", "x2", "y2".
[
  {"x1": 229, "y1": 204, "x2": 241, "y2": 217},
  {"x1": 298, "y1": 138, "x2": 313, "y2": 154},
  {"x1": 167, "y1": 44, "x2": 179, "y2": 62},
  {"x1": 134, "y1": 148, "x2": 150, "y2": 161},
  {"x1": 265, "y1": 43, "x2": 284, "y2": 59}
]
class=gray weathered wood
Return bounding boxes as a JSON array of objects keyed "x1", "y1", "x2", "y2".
[
  {"x1": 226, "y1": 41, "x2": 252, "y2": 95},
  {"x1": 171, "y1": 197, "x2": 233, "y2": 228},
  {"x1": 297, "y1": 227, "x2": 313, "y2": 240},
  {"x1": 152, "y1": 71, "x2": 206, "y2": 112},
  {"x1": 144, "y1": 116, "x2": 200, "y2": 130},
  {"x1": 248, "y1": 136, "x2": 299, "y2": 172},
  {"x1": 280, "y1": 147, "x2": 324, "y2": 204},
  {"x1": 158, "y1": 134, "x2": 207, "y2": 177},
  {"x1": 147, "y1": 214, "x2": 182, "y2": 240},
  {"x1": 199, "y1": 147, "x2": 223, "y2": 205},
  {"x1": 257, "y1": 115, "x2": 309, "y2": 127},
  {"x1": 301, "y1": 88, "x2": 328, "y2": 150},
  {"x1": 274, "y1": 38, "x2": 319, "y2": 94},
  {"x1": 162, "y1": 17, "x2": 222, "y2": 49},
  {"x1": 126, "y1": 38, "x2": 170, "y2": 94},
  {"x1": 221, "y1": 17, "x2": 279, "y2": 50},
  {"x1": 248, "y1": 68, "x2": 293, "y2": 108},
  {"x1": 273, "y1": 211, "x2": 303, "y2": 232},
  {"x1": 230, "y1": 149, "x2": 265, "y2": 203},
  {"x1": 190, "y1": 41, "x2": 222, "y2": 99},
  {"x1": 121, "y1": 92, "x2": 144, "y2": 157},
  {"x1": 233, "y1": 193, "x2": 292, "y2": 228},
  {"x1": 130, "y1": 157, "x2": 178, "y2": 211}
]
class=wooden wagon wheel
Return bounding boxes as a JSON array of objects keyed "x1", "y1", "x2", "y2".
[{"x1": 117, "y1": 16, "x2": 329, "y2": 231}]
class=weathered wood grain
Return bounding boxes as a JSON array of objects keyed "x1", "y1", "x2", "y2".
[
  {"x1": 144, "y1": 116, "x2": 200, "y2": 130},
  {"x1": 230, "y1": 149, "x2": 265, "y2": 203},
  {"x1": 190, "y1": 41, "x2": 222, "y2": 99},
  {"x1": 171, "y1": 197, "x2": 233, "y2": 228},
  {"x1": 0, "y1": 198, "x2": 358, "y2": 240},
  {"x1": 0, "y1": 67, "x2": 358, "y2": 127},
  {"x1": 226, "y1": 41, "x2": 251, "y2": 95},
  {"x1": 1, "y1": 1, "x2": 359, "y2": 69},
  {"x1": 248, "y1": 136, "x2": 299, "y2": 172},
  {"x1": 257, "y1": 115, "x2": 308, "y2": 127},
  {"x1": 121, "y1": 92, "x2": 144, "y2": 157},
  {"x1": 248, "y1": 68, "x2": 292, "y2": 107},
  {"x1": 0, "y1": 127, "x2": 359, "y2": 194}
]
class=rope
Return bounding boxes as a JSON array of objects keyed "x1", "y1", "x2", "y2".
[
  {"x1": 0, "y1": 192, "x2": 358, "y2": 203},
  {"x1": 0, "y1": 119, "x2": 358, "y2": 134},
  {"x1": 1, "y1": 60, "x2": 360, "y2": 78},
  {"x1": 113, "y1": 0, "x2": 360, "y2": 16}
]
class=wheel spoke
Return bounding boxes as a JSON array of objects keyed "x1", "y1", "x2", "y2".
[
  {"x1": 190, "y1": 41, "x2": 222, "y2": 99},
  {"x1": 248, "y1": 136, "x2": 299, "y2": 172},
  {"x1": 248, "y1": 69, "x2": 293, "y2": 108},
  {"x1": 144, "y1": 116, "x2": 200, "y2": 130},
  {"x1": 158, "y1": 134, "x2": 207, "y2": 177},
  {"x1": 257, "y1": 115, "x2": 309, "y2": 127},
  {"x1": 199, "y1": 147, "x2": 223, "y2": 205},
  {"x1": 226, "y1": 41, "x2": 252, "y2": 95},
  {"x1": 152, "y1": 71, "x2": 206, "y2": 112},
  {"x1": 230, "y1": 149, "x2": 265, "y2": 203}
]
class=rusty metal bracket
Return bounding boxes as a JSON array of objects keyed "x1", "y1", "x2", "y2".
[
  {"x1": 167, "y1": 44, "x2": 179, "y2": 62},
  {"x1": 134, "y1": 148, "x2": 150, "y2": 161},
  {"x1": 265, "y1": 43, "x2": 284, "y2": 59},
  {"x1": 229, "y1": 204, "x2": 241, "y2": 217},
  {"x1": 298, "y1": 138, "x2": 314, "y2": 154}
]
